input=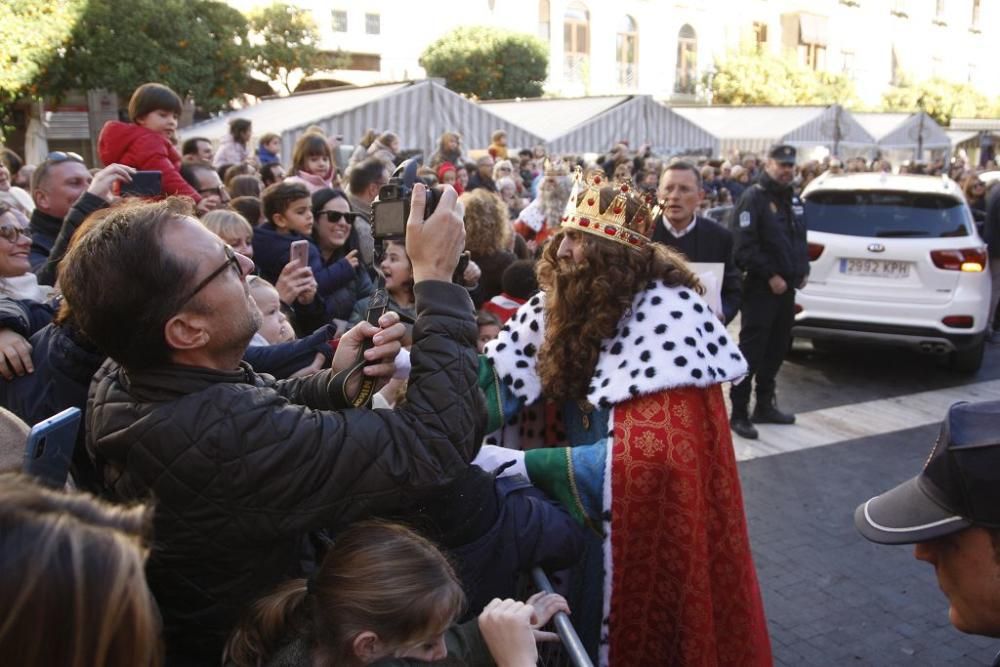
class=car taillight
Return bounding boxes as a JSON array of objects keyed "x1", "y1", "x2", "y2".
[
  {"x1": 942, "y1": 316, "x2": 974, "y2": 329},
  {"x1": 807, "y1": 243, "x2": 824, "y2": 261},
  {"x1": 930, "y1": 248, "x2": 987, "y2": 272}
]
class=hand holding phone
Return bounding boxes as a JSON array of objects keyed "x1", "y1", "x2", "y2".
[
  {"x1": 119, "y1": 170, "x2": 162, "y2": 197},
  {"x1": 290, "y1": 239, "x2": 310, "y2": 267},
  {"x1": 23, "y1": 407, "x2": 81, "y2": 488}
]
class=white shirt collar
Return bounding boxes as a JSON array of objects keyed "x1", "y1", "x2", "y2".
[{"x1": 662, "y1": 214, "x2": 698, "y2": 239}]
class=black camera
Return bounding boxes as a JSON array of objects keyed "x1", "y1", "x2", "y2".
[{"x1": 371, "y1": 158, "x2": 439, "y2": 242}]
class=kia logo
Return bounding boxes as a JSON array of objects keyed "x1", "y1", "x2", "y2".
[{"x1": 867, "y1": 243, "x2": 885, "y2": 253}]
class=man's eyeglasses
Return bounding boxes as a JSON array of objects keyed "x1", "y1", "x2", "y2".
[
  {"x1": 198, "y1": 186, "x2": 227, "y2": 198},
  {"x1": 45, "y1": 151, "x2": 85, "y2": 165},
  {"x1": 0, "y1": 223, "x2": 30, "y2": 243},
  {"x1": 177, "y1": 245, "x2": 244, "y2": 306},
  {"x1": 317, "y1": 210, "x2": 357, "y2": 224}
]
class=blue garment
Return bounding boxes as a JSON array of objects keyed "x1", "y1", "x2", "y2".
[
  {"x1": 256, "y1": 146, "x2": 279, "y2": 166},
  {"x1": 251, "y1": 223, "x2": 354, "y2": 295}
]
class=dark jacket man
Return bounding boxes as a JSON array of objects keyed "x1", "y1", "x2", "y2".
[
  {"x1": 729, "y1": 145, "x2": 809, "y2": 439},
  {"x1": 61, "y1": 189, "x2": 481, "y2": 665},
  {"x1": 652, "y1": 214, "x2": 741, "y2": 324}
]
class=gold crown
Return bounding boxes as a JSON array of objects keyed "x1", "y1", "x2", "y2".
[{"x1": 560, "y1": 170, "x2": 658, "y2": 251}]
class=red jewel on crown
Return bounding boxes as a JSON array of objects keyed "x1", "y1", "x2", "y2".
[
  {"x1": 620, "y1": 184, "x2": 629, "y2": 193},
  {"x1": 579, "y1": 217, "x2": 590, "y2": 227},
  {"x1": 604, "y1": 225, "x2": 616, "y2": 235},
  {"x1": 594, "y1": 175, "x2": 602, "y2": 184}
]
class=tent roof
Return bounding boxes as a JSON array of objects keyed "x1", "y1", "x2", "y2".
[
  {"x1": 481, "y1": 96, "x2": 631, "y2": 142},
  {"x1": 946, "y1": 129, "x2": 981, "y2": 145},
  {"x1": 668, "y1": 105, "x2": 875, "y2": 156},
  {"x1": 179, "y1": 80, "x2": 543, "y2": 156},
  {"x1": 950, "y1": 118, "x2": 1000, "y2": 131},
  {"x1": 180, "y1": 82, "x2": 410, "y2": 144},
  {"x1": 853, "y1": 111, "x2": 949, "y2": 150},
  {"x1": 481, "y1": 95, "x2": 716, "y2": 154},
  {"x1": 669, "y1": 106, "x2": 829, "y2": 140}
]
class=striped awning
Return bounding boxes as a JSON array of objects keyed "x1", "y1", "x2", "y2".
[
  {"x1": 854, "y1": 111, "x2": 950, "y2": 151},
  {"x1": 179, "y1": 80, "x2": 543, "y2": 158},
  {"x1": 482, "y1": 95, "x2": 716, "y2": 155}
]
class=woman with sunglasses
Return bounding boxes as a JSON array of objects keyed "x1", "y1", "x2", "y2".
[
  {"x1": 0, "y1": 203, "x2": 52, "y2": 380},
  {"x1": 311, "y1": 189, "x2": 374, "y2": 326}
]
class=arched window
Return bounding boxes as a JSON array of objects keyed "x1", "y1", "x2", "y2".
[
  {"x1": 674, "y1": 24, "x2": 697, "y2": 95},
  {"x1": 616, "y1": 15, "x2": 638, "y2": 88},
  {"x1": 563, "y1": 2, "x2": 590, "y2": 84}
]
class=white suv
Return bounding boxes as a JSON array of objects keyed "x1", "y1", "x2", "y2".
[{"x1": 794, "y1": 172, "x2": 989, "y2": 372}]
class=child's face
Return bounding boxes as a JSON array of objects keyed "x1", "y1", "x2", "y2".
[
  {"x1": 457, "y1": 168, "x2": 469, "y2": 187},
  {"x1": 250, "y1": 283, "x2": 290, "y2": 344},
  {"x1": 265, "y1": 138, "x2": 281, "y2": 154},
  {"x1": 275, "y1": 197, "x2": 314, "y2": 236},
  {"x1": 137, "y1": 109, "x2": 178, "y2": 139},
  {"x1": 477, "y1": 323, "x2": 500, "y2": 353},
  {"x1": 222, "y1": 231, "x2": 253, "y2": 259},
  {"x1": 441, "y1": 170, "x2": 456, "y2": 186},
  {"x1": 305, "y1": 154, "x2": 331, "y2": 177},
  {"x1": 379, "y1": 241, "x2": 412, "y2": 294}
]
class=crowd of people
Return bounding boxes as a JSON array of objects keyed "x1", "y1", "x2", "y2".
[{"x1": 1, "y1": 78, "x2": 999, "y2": 666}]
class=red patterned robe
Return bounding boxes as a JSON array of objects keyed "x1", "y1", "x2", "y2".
[{"x1": 482, "y1": 281, "x2": 773, "y2": 666}]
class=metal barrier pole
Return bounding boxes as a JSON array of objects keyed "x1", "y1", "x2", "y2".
[{"x1": 531, "y1": 567, "x2": 595, "y2": 667}]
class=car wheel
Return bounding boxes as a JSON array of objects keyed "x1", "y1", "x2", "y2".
[{"x1": 950, "y1": 337, "x2": 985, "y2": 374}]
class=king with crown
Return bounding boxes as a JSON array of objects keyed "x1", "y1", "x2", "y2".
[{"x1": 475, "y1": 170, "x2": 773, "y2": 666}]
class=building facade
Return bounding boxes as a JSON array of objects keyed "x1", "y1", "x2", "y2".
[{"x1": 227, "y1": 0, "x2": 999, "y2": 106}]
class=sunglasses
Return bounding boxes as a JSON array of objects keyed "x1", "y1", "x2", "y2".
[
  {"x1": 317, "y1": 210, "x2": 357, "y2": 224},
  {"x1": 45, "y1": 151, "x2": 85, "y2": 165},
  {"x1": 0, "y1": 223, "x2": 30, "y2": 243},
  {"x1": 177, "y1": 245, "x2": 244, "y2": 306}
]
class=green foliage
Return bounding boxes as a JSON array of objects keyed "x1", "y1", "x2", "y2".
[
  {"x1": 708, "y1": 49, "x2": 857, "y2": 106},
  {"x1": 30, "y1": 0, "x2": 251, "y2": 112},
  {"x1": 881, "y1": 77, "x2": 997, "y2": 126},
  {"x1": 0, "y1": 0, "x2": 86, "y2": 103},
  {"x1": 420, "y1": 26, "x2": 548, "y2": 100},
  {"x1": 248, "y1": 3, "x2": 332, "y2": 94}
]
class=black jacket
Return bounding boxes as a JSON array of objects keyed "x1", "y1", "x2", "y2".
[
  {"x1": 732, "y1": 172, "x2": 810, "y2": 286},
  {"x1": 651, "y1": 215, "x2": 742, "y2": 324},
  {"x1": 33, "y1": 192, "x2": 109, "y2": 285},
  {"x1": 85, "y1": 281, "x2": 483, "y2": 665}
]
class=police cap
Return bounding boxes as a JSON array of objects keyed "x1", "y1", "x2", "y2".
[{"x1": 768, "y1": 144, "x2": 797, "y2": 165}]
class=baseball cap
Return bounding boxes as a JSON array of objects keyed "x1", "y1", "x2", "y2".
[
  {"x1": 768, "y1": 145, "x2": 797, "y2": 165},
  {"x1": 854, "y1": 400, "x2": 1000, "y2": 545}
]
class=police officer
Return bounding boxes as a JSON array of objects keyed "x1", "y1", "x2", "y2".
[{"x1": 729, "y1": 144, "x2": 810, "y2": 440}]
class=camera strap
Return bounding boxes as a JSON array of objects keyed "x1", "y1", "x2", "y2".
[{"x1": 328, "y1": 276, "x2": 390, "y2": 408}]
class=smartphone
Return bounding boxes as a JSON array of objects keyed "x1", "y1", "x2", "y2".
[
  {"x1": 23, "y1": 407, "x2": 81, "y2": 488},
  {"x1": 120, "y1": 170, "x2": 162, "y2": 197},
  {"x1": 290, "y1": 239, "x2": 310, "y2": 267}
]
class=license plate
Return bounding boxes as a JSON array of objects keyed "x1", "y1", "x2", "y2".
[{"x1": 839, "y1": 258, "x2": 910, "y2": 278}]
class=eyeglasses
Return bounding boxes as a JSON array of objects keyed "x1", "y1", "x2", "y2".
[
  {"x1": 198, "y1": 186, "x2": 227, "y2": 198},
  {"x1": 45, "y1": 151, "x2": 85, "y2": 165},
  {"x1": 0, "y1": 223, "x2": 30, "y2": 243},
  {"x1": 317, "y1": 210, "x2": 357, "y2": 224},
  {"x1": 177, "y1": 245, "x2": 244, "y2": 306}
]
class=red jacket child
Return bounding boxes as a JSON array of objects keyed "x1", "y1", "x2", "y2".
[{"x1": 97, "y1": 82, "x2": 201, "y2": 202}]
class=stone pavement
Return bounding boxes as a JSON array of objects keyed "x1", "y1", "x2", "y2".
[{"x1": 739, "y1": 424, "x2": 1000, "y2": 666}]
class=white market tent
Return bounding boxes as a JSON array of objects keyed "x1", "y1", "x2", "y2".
[
  {"x1": 668, "y1": 105, "x2": 876, "y2": 159},
  {"x1": 179, "y1": 79, "x2": 543, "y2": 159},
  {"x1": 853, "y1": 111, "x2": 950, "y2": 159},
  {"x1": 480, "y1": 95, "x2": 715, "y2": 155}
]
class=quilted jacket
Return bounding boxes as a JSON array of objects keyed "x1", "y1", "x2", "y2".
[{"x1": 86, "y1": 281, "x2": 483, "y2": 665}]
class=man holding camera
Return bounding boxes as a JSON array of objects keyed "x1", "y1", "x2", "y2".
[{"x1": 60, "y1": 185, "x2": 482, "y2": 665}]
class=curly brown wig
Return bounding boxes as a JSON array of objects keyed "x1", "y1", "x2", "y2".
[
  {"x1": 460, "y1": 189, "x2": 512, "y2": 256},
  {"x1": 535, "y1": 188, "x2": 702, "y2": 403}
]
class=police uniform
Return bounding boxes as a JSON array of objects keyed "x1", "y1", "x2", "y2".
[{"x1": 730, "y1": 145, "x2": 809, "y2": 438}]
